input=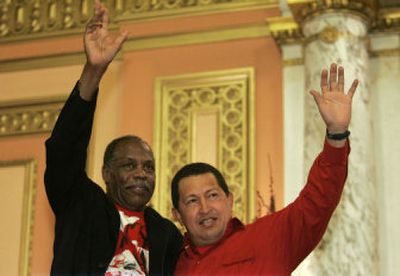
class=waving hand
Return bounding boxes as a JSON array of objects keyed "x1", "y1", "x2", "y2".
[{"x1": 310, "y1": 63, "x2": 358, "y2": 147}]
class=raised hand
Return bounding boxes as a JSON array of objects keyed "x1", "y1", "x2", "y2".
[
  {"x1": 79, "y1": 0, "x2": 128, "y2": 101},
  {"x1": 84, "y1": 0, "x2": 128, "y2": 69},
  {"x1": 310, "y1": 63, "x2": 358, "y2": 141}
]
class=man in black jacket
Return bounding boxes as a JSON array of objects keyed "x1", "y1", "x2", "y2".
[{"x1": 44, "y1": 1, "x2": 182, "y2": 274}]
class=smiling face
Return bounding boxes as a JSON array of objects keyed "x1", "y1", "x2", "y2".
[
  {"x1": 102, "y1": 140, "x2": 155, "y2": 211},
  {"x1": 173, "y1": 172, "x2": 233, "y2": 247}
]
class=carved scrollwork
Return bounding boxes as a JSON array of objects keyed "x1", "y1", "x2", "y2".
[
  {"x1": 154, "y1": 68, "x2": 255, "y2": 223},
  {"x1": 0, "y1": 99, "x2": 64, "y2": 137},
  {"x1": 0, "y1": 0, "x2": 272, "y2": 42}
]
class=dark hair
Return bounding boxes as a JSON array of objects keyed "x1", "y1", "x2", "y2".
[
  {"x1": 171, "y1": 162, "x2": 230, "y2": 210},
  {"x1": 103, "y1": 135, "x2": 154, "y2": 167}
]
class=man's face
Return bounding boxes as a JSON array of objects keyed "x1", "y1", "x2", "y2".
[
  {"x1": 103, "y1": 141, "x2": 155, "y2": 211},
  {"x1": 173, "y1": 172, "x2": 233, "y2": 246}
]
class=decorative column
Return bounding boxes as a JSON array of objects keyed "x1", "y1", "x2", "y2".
[{"x1": 291, "y1": 1, "x2": 379, "y2": 275}]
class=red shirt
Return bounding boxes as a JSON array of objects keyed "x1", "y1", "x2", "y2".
[
  {"x1": 106, "y1": 205, "x2": 149, "y2": 275},
  {"x1": 175, "y1": 140, "x2": 350, "y2": 275}
]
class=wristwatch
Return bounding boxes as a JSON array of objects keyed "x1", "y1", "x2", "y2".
[{"x1": 326, "y1": 129, "x2": 350, "y2": 140}]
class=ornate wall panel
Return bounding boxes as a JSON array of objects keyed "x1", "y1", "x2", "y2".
[
  {"x1": 0, "y1": 98, "x2": 64, "y2": 137},
  {"x1": 0, "y1": 159, "x2": 37, "y2": 276},
  {"x1": 153, "y1": 68, "x2": 255, "y2": 223},
  {"x1": 0, "y1": 0, "x2": 276, "y2": 42}
]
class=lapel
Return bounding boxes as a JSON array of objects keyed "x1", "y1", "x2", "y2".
[{"x1": 145, "y1": 207, "x2": 169, "y2": 275}]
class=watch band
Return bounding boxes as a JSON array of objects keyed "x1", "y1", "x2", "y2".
[{"x1": 326, "y1": 129, "x2": 350, "y2": 140}]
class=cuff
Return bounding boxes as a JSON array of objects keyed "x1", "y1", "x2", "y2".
[{"x1": 320, "y1": 138, "x2": 350, "y2": 166}]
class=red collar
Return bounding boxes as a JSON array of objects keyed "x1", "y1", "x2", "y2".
[{"x1": 182, "y1": 217, "x2": 245, "y2": 258}]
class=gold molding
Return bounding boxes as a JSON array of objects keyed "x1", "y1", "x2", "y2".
[
  {"x1": 369, "y1": 48, "x2": 400, "y2": 57},
  {"x1": 0, "y1": 52, "x2": 86, "y2": 73},
  {"x1": 153, "y1": 67, "x2": 256, "y2": 223},
  {"x1": 266, "y1": 16, "x2": 303, "y2": 45},
  {"x1": 303, "y1": 25, "x2": 368, "y2": 46},
  {"x1": 268, "y1": 4, "x2": 399, "y2": 47},
  {"x1": 0, "y1": 159, "x2": 37, "y2": 276},
  {"x1": 283, "y1": 58, "x2": 304, "y2": 66},
  {"x1": 287, "y1": 0, "x2": 378, "y2": 25},
  {"x1": 0, "y1": 24, "x2": 269, "y2": 73},
  {"x1": 0, "y1": 97, "x2": 65, "y2": 137},
  {"x1": 124, "y1": 23, "x2": 270, "y2": 52},
  {"x1": 371, "y1": 8, "x2": 400, "y2": 33},
  {"x1": 0, "y1": 0, "x2": 277, "y2": 43}
]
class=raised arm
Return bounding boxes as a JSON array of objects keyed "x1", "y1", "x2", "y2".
[
  {"x1": 247, "y1": 64, "x2": 359, "y2": 271},
  {"x1": 310, "y1": 63, "x2": 358, "y2": 147},
  {"x1": 44, "y1": 1, "x2": 127, "y2": 214},
  {"x1": 79, "y1": 0, "x2": 128, "y2": 101}
]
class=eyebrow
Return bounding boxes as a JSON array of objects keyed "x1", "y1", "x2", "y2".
[{"x1": 183, "y1": 188, "x2": 219, "y2": 199}]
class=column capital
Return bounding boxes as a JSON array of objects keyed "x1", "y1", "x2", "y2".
[{"x1": 287, "y1": 0, "x2": 378, "y2": 26}]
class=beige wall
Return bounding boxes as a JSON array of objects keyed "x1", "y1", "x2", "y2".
[{"x1": 0, "y1": 6, "x2": 283, "y2": 275}]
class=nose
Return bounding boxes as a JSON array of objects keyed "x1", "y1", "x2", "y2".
[
  {"x1": 199, "y1": 197, "x2": 211, "y2": 214},
  {"x1": 133, "y1": 166, "x2": 146, "y2": 178}
]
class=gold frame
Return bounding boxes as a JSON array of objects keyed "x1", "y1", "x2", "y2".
[
  {"x1": 0, "y1": 96, "x2": 65, "y2": 137},
  {"x1": 0, "y1": 159, "x2": 37, "y2": 276},
  {"x1": 153, "y1": 67, "x2": 255, "y2": 223}
]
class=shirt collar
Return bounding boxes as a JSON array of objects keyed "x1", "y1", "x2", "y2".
[{"x1": 182, "y1": 217, "x2": 245, "y2": 258}]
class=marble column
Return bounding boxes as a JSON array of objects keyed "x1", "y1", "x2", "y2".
[{"x1": 301, "y1": 12, "x2": 379, "y2": 275}]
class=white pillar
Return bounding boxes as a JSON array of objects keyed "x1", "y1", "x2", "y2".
[
  {"x1": 302, "y1": 12, "x2": 379, "y2": 275},
  {"x1": 370, "y1": 33, "x2": 400, "y2": 276}
]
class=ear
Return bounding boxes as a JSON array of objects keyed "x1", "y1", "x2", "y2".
[
  {"x1": 102, "y1": 166, "x2": 111, "y2": 189},
  {"x1": 172, "y1": 208, "x2": 183, "y2": 225},
  {"x1": 228, "y1": 192, "x2": 234, "y2": 210}
]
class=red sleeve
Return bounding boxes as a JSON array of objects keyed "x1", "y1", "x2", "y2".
[{"x1": 249, "y1": 139, "x2": 350, "y2": 271}]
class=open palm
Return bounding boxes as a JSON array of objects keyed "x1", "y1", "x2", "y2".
[
  {"x1": 84, "y1": 0, "x2": 127, "y2": 68},
  {"x1": 310, "y1": 63, "x2": 358, "y2": 133}
]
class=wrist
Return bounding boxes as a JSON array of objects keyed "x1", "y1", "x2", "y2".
[
  {"x1": 78, "y1": 63, "x2": 106, "y2": 101},
  {"x1": 326, "y1": 129, "x2": 350, "y2": 140}
]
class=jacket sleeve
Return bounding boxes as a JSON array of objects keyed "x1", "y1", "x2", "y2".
[
  {"x1": 164, "y1": 220, "x2": 183, "y2": 275},
  {"x1": 44, "y1": 82, "x2": 98, "y2": 215}
]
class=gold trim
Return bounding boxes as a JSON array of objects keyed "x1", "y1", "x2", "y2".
[
  {"x1": 0, "y1": 159, "x2": 37, "y2": 276},
  {"x1": 0, "y1": 24, "x2": 269, "y2": 73},
  {"x1": 266, "y1": 17, "x2": 303, "y2": 45},
  {"x1": 369, "y1": 48, "x2": 400, "y2": 57},
  {"x1": 303, "y1": 25, "x2": 368, "y2": 46},
  {"x1": 153, "y1": 67, "x2": 256, "y2": 223},
  {"x1": 0, "y1": 52, "x2": 85, "y2": 73},
  {"x1": 371, "y1": 8, "x2": 400, "y2": 33},
  {"x1": 283, "y1": 58, "x2": 304, "y2": 66},
  {"x1": 115, "y1": 0, "x2": 278, "y2": 23},
  {"x1": 287, "y1": 0, "x2": 378, "y2": 25},
  {"x1": 0, "y1": 97, "x2": 66, "y2": 137},
  {"x1": 0, "y1": 0, "x2": 278, "y2": 43},
  {"x1": 124, "y1": 23, "x2": 270, "y2": 51}
]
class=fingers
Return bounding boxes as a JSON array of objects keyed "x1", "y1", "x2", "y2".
[
  {"x1": 347, "y1": 79, "x2": 359, "y2": 99},
  {"x1": 102, "y1": 3, "x2": 109, "y2": 31},
  {"x1": 329, "y1": 63, "x2": 337, "y2": 91},
  {"x1": 338, "y1": 66, "x2": 344, "y2": 92},
  {"x1": 86, "y1": 0, "x2": 103, "y2": 33},
  {"x1": 320, "y1": 69, "x2": 328, "y2": 94},
  {"x1": 114, "y1": 30, "x2": 129, "y2": 49}
]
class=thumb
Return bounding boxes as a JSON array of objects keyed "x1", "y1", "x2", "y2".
[
  {"x1": 309, "y1": 90, "x2": 322, "y2": 106},
  {"x1": 115, "y1": 30, "x2": 129, "y2": 49}
]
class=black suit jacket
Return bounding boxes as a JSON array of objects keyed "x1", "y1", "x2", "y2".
[{"x1": 44, "y1": 83, "x2": 182, "y2": 275}]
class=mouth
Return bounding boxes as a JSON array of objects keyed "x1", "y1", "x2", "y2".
[
  {"x1": 199, "y1": 217, "x2": 217, "y2": 228},
  {"x1": 125, "y1": 182, "x2": 150, "y2": 193}
]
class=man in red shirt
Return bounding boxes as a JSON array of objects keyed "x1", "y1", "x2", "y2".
[{"x1": 171, "y1": 64, "x2": 358, "y2": 275}]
